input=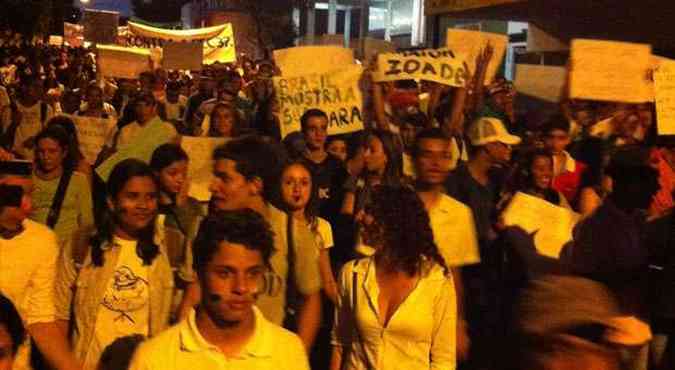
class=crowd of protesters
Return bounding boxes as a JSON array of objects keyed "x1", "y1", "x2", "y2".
[{"x1": 0, "y1": 35, "x2": 672, "y2": 370}]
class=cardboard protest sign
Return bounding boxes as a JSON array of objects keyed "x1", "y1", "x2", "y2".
[
  {"x1": 372, "y1": 48, "x2": 469, "y2": 87},
  {"x1": 180, "y1": 136, "x2": 228, "y2": 201},
  {"x1": 502, "y1": 192, "x2": 581, "y2": 259},
  {"x1": 654, "y1": 59, "x2": 675, "y2": 135},
  {"x1": 71, "y1": 115, "x2": 117, "y2": 165},
  {"x1": 273, "y1": 46, "x2": 354, "y2": 77},
  {"x1": 162, "y1": 42, "x2": 203, "y2": 70},
  {"x1": 514, "y1": 64, "x2": 567, "y2": 103},
  {"x1": 96, "y1": 119, "x2": 175, "y2": 181},
  {"x1": 83, "y1": 9, "x2": 119, "y2": 44},
  {"x1": 49, "y1": 35, "x2": 63, "y2": 46},
  {"x1": 569, "y1": 39, "x2": 652, "y2": 103},
  {"x1": 446, "y1": 29, "x2": 507, "y2": 85},
  {"x1": 202, "y1": 24, "x2": 236, "y2": 65},
  {"x1": 97, "y1": 44, "x2": 151, "y2": 79},
  {"x1": 274, "y1": 65, "x2": 364, "y2": 138}
]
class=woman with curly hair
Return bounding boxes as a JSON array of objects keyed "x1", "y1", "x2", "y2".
[{"x1": 331, "y1": 185, "x2": 456, "y2": 370}]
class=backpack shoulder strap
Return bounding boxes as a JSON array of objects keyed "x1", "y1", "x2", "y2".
[{"x1": 46, "y1": 170, "x2": 74, "y2": 229}]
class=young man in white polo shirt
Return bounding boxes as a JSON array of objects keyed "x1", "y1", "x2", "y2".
[
  {"x1": 412, "y1": 128, "x2": 480, "y2": 362},
  {"x1": 0, "y1": 161, "x2": 80, "y2": 370},
  {"x1": 129, "y1": 210, "x2": 310, "y2": 370}
]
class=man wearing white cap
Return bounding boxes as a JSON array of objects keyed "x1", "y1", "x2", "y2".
[{"x1": 444, "y1": 116, "x2": 521, "y2": 370}]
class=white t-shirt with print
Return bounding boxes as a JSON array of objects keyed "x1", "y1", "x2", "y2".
[
  {"x1": 12, "y1": 101, "x2": 54, "y2": 159},
  {"x1": 87, "y1": 237, "x2": 150, "y2": 367}
]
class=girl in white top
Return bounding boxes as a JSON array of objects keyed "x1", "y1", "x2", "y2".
[
  {"x1": 331, "y1": 185, "x2": 456, "y2": 370},
  {"x1": 278, "y1": 161, "x2": 338, "y2": 303}
]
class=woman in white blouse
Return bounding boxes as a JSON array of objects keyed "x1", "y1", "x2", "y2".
[{"x1": 331, "y1": 185, "x2": 456, "y2": 370}]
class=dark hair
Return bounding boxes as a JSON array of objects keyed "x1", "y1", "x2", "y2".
[
  {"x1": 47, "y1": 115, "x2": 85, "y2": 163},
  {"x1": 543, "y1": 113, "x2": 571, "y2": 135},
  {"x1": 275, "y1": 160, "x2": 320, "y2": 230},
  {"x1": 150, "y1": 143, "x2": 188, "y2": 172},
  {"x1": 91, "y1": 159, "x2": 160, "y2": 267},
  {"x1": 366, "y1": 185, "x2": 448, "y2": 276},
  {"x1": 509, "y1": 149, "x2": 562, "y2": 205},
  {"x1": 193, "y1": 209, "x2": 275, "y2": 273},
  {"x1": 98, "y1": 334, "x2": 145, "y2": 370},
  {"x1": 364, "y1": 130, "x2": 403, "y2": 185},
  {"x1": 300, "y1": 109, "x2": 328, "y2": 133},
  {"x1": 208, "y1": 103, "x2": 240, "y2": 137},
  {"x1": 34, "y1": 124, "x2": 78, "y2": 173},
  {"x1": 411, "y1": 127, "x2": 450, "y2": 158},
  {"x1": 212, "y1": 135, "x2": 283, "y2": 202},
  {"x1": 0, "y1": 295, "x2": 24, "y2": 355}
]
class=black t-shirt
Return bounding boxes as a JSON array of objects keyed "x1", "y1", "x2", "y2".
[{"x1": 303, "y1": 154, "x2": 348, "y2": 220}]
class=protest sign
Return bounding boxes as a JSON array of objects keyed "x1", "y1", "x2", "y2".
[
  {"x1": 180, "y1": 136, "x2": 228, "y2": 201},
  {"x1": 273, "y1": 46, "x2": 354, "y2": 77},
  {"x1": 569, "y1": 39, "x2": 652, "y2": 103},
  {"x1": 273, "y1": 64, "x2": 364, "y2": 138},
  {"x1": 202, "y1": 24, "x2": 236, "y2": 64},
  {"x1": 372, "y1": 48, "x2": 469, "y2": 87},
  {"x1": 71, "y1": 115, "x2": 117, "y2": 165},
  {"x1": 97, "y1": 44, "x2": 151, "y2": 79},
  {"x1": 654, "y1": 59, "x2": 675, "y2": 135},
  {"x1": 514, "y1": 64, "x2": 567, "y2": 103},
  {"x1": 163, "y1": 42, "x2": 203, "y2": 70},
  {"x1": 83, "y1": 9, "x2": 119, "y2": 44},
  {"x1": 446, "y1": 29, "x2": 507, "y2": 85},
  {"x1": 49, "y1": 35, "x2": 63, "y2": 46},
  {"x1": 96, "y1": 119, "x2": 175, "y2": 181},
  {"x1": 502, "y1": 192, "x2": 581, "y2": 259}
]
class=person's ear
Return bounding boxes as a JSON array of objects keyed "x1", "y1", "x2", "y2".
[
  {"x1": 106, "y1": 196, "x2": 115, "y2": 212},
  {"x1": 249, "y1": 177, "x2": 263, "y2": 196}
]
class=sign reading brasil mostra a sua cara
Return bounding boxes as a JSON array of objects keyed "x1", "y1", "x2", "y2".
[
  {"x1": 273, "y1": 65, "x2": 364, "y2": 138},
  {"x1": 372, "y1": 48, "x2": 469, "y2": 87}
]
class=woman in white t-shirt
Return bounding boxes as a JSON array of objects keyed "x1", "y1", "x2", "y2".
[
  {"x1": 278, "y1": 161, "x2": 338, "y2": 303},
  {"x1": 56, "y1": 159, "x2": 174, "y2": 370}
]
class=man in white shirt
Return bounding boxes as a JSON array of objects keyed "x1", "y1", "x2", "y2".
[
  {"x1": 412, "y1": 128, "x2": 480, "y2": 362},
  {"x1": 5, "y1": 78, "x2": 54, "y2": 160},
  {"x1": 107, "y1": 92, "x2": 177, "y2": 151},
  {"x1": 129, "y1": 210, "x2": 310, "y2": 370},
  {"x1": 0, "y1": 161, "x2": 80, "y2": 370}
]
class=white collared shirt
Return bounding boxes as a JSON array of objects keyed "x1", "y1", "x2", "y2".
[
  {"x1": 552, "y1": 150, "x2": 577, "y2": 177},
  {"x1": 429, "y1": 194, "x2": 480, "y2": 267},
  {"x1": 332, "y1": 258, "x2": 456, "y2": 370},
  {"x1": 129, "y1": 307, "x2": 310, "y2": 370}
]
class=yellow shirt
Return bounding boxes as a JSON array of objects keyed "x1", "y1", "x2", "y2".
[{"x1": 129, "y1": 307, "x2": 310, "y2": 370}]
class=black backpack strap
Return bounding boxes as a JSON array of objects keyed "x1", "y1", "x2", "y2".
[
  {"x1": 40, "y1": 101, "x2": 47, "y2": 128},
  {"x1": 283, "y1": 213, "x2": 301, "y2": 331},
  {"x1": 46, "y1": 170, "x2": 74, "y2": 229}
]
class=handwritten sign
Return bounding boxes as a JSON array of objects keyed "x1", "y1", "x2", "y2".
[
  {"x1": 569, "y1": 39, "x2": 652, "y2": 103},
  {"x1": 514, "y1": 64, "x2": 567, "y2": 103},
  {"x1": 163, "y1": 42, "x2": 203, "y2": 70},
  {"x1": 96, "y1": 118, "x2": 175, "y2": 181},
  {"x1": 71, "y1": 115, "x2": 117, "y2": 165},
  {"x1": 97, "y1": 44, "x2": 151, "y2": 79},
  {"x1": 273, "y1": 65, "x2": 364, "y2": 138},
  {"x1": 273, "y1": 46, "x2": 354, "y2": 77},
  {"x1": 202, "y1": 23, "x2": 236, "y2": 65},
  {"x1": 48, "y1": 35, "x2": 63, "y2": 46},
  {"x1": 372, "y1": 48, "x2": 469, "y2": 87},
  {"x1": 502, "y1": 192, "x2": 581, "y2": 259},
  {"x1": 446, "y1": 29, "x2": 508, "y2": 85},
  {"x1": 180, "y1": 136, "x2": 228, "y2": 201},
  {"x1": 83, "y1": 9, "x2": 119, "y2": 44},
  {"x1": 655, "y1": 59, "x2": 675, "y2": 135}
]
